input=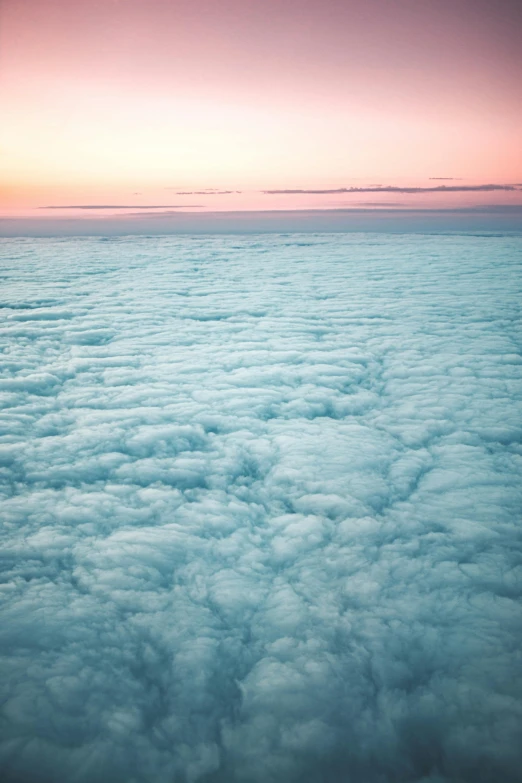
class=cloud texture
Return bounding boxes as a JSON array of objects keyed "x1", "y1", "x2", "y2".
[{"x1": 0, "y1": 233, "x2": 521, "y2": 783}]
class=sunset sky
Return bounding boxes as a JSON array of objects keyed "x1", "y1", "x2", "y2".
[{"x1": 1, "y1": 0, "x2": 521, "y2": 222}]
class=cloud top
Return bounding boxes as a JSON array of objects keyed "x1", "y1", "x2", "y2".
[{"x1": 0, "y1": 233, "x2": 521, "y2": 782}]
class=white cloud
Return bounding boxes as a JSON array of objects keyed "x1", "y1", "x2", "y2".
[{"x1": 0, "y1": 233, "x2": 521, "y2": 782}]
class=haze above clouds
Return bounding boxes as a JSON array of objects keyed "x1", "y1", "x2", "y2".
[{"x1": 1, "y1": 234, "x2": 521, "y2": 782}]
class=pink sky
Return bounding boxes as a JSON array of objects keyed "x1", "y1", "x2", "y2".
[{"x1": 1, "y1": 0, "x2": 521, "y2": 219}]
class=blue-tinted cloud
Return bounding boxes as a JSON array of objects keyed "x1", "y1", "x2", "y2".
[
  {"x1": 3, "y1": 206, "x2": 522, "y2": 236},
  {"x1": 0, "y1": 234, "x2": 521, "y2": 782}
]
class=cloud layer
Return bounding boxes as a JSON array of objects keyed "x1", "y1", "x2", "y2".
[
  {"x1": 1, "y1": 233, "x2": 521, "y2": 783},
  {"x1": 3, "y1": 206, "x2": 522, "y2": 237}
]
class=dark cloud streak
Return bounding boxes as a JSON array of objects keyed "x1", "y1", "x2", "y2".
[
  {"x1": 40, "y1": 205, "x2": 204, "y2": 210},
  {"x1": 263, "y1": 184, "x2": 517, "y2": 194},
  {"x1": 175, "y1": 191, "x2": 242, "y2": 195}
]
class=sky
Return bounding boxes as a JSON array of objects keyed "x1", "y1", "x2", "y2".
[{"x1": 1, "y1": 0, "x2": 522, "y2": 226}]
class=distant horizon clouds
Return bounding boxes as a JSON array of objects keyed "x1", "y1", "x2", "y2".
[
  {"x1": 40, "y1": 205, "x2": 205, "y2": 210},
  {"x1": 30, "y1": 184, "x2": 522, "y2": 226},
  {"x1": 2, "y1": 204, "x2": 522, "y2": 237},
  {"x1": 38, "y1": 204, "x2": 201, "y2": 209},
  {"x1": 263, "y1": 184, "x2": 520, "y2": 195},
  {"x1": 174, "y1": 191, "x2": 241, "y2": 196}
]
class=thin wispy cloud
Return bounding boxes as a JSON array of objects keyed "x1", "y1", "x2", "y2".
[
  {"x1": 164, "y1": 187, "x2": 243, "y2": 195},
  {"x1": 263, "y1": 184, "x2": 519, "y2": 195},
  {"x1": 175, "y1": 191, "x2": 242, "y2": 195},
  {"x1": 165, "y1": 187, "x2": 221, "y2": 191},
  {"x1": 353, "y1": 201, "x2": 408, "y2": 207},
  {"x1": 40, "y1": 205, "x2": 204, "y2": 210}
]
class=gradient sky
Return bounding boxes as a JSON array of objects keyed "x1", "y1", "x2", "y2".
[{"x1": 1, "y1": 0, "x2": 522, "y2": 218}]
